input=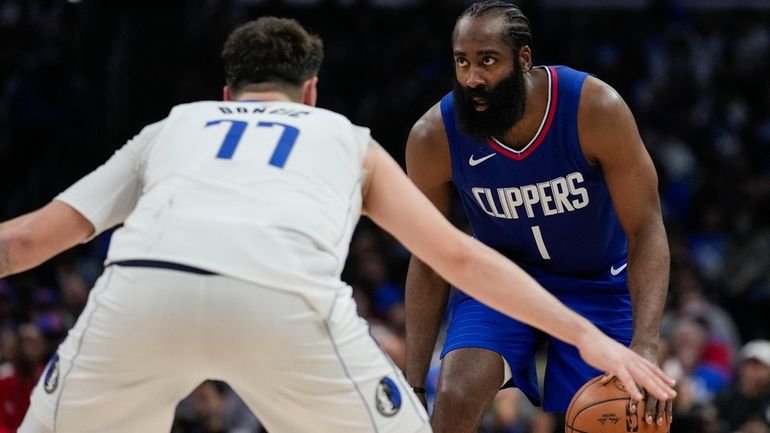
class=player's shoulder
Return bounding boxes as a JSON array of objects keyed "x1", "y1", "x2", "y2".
[
  {"x1": 577, "y1": 75, "x2": 628, "y2": 126},
  {"x1": 138, "y1": 118, "x2": 167, "y2": 136},
  {"x1": 167, "y1": 100, "x2": 222, "y2": 115},
  {"x1": 575, "y1": 71, "x2": 639, "y2": 162},
  {"x1": 170, "y1": 100, "x2": 355, "y2": 126},
  {"x1": 126, "y1": 118, "x2": 167, "y2": 152},
  {"x1": 405, "y1": 102, "x2": 451, "y2": 180},
  {"x1": 303, "y1": 105, "x2": 373, "y2": 146},
  {"x1": 306, "y1": 104, "x2": 358, "y2": 126},
  {"x1": 407, "y1": 102, "x2": 447, "y2": 148}
]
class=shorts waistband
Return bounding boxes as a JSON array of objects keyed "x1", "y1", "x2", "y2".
[{"x1": 108, "y1": 260, "x2": 218, "y2": 276}]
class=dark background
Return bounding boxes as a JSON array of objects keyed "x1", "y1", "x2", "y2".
[{"x1": 1, "y1": 1, "x2": 769, "y2": 432}]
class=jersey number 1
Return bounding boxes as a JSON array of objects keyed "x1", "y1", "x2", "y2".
[
  {"x1": 531, "y1": 225, "x2": 551, "y2": 260},
  {"x1": 205, "y1": 119, "x2": 299, "y2": 168}
]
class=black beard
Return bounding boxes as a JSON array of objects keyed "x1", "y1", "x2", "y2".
[{"x1": 453, "y1": 63, "x2": 527, "y2": 142}]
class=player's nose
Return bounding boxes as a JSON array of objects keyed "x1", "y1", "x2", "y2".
[{"x1": 464, "y1": 66, "x2": 486, "y2": 88}]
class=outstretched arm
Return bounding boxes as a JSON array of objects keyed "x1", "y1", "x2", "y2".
[
  {"x1": 0, "y1": 120, "x2": 162, "y2": 278},
  {"x1": 579, "y1": 76, "x2": 671, "y2": 423},
  {"x1": 0, "y1": 201, "x2": 94, "y2": 277},
  {"x1": 361, "y1": 139, "x2": 676, "y2": 402}
]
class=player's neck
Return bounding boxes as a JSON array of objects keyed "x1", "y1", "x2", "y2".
[
  {"x1": 233, "y1": 91, "x2": 295, "y2": 103},
  {"x1": 494, "y1": 68, "x2": 549, "y2": 151}
]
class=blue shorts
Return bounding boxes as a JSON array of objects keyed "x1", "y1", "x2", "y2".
[{"x1": 441, "y1": 274, "x2": 632, "y2": 413}]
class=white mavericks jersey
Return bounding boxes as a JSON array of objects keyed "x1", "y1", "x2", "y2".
[{"x1": 58, "y1": 100, "x2": 370, "y2": 313}]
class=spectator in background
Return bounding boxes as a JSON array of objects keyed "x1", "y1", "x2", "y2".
[
  {"x1": 715, "y1": 340, "x2": 770, "y2": 433},
  {"x1": 172, "y1": 380, "x2": 264, "y2": 433},
  {"x1": 54, "y1": 265, "x2": 90, "y2": 329},
  {"x1": 664, "y1": 316, "x2": 729, "y2": 405},
  {"x1": 659, "y1": 316, "x2": 728, "y2": 433},
  {"x1": 725, "y1": 216, "x2": 770, "y2": 342},
  {"x1": 28, "y1": 286, "x2": 66, "y2": 354},
  {"x1": 663, "y1": 266, "x2": 740, "y2": 374},
  {"x1": 0, "y1": 323, "x2": 47, "y2": 432}
]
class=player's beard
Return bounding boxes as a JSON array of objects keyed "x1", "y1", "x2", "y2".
[{"x1": 453, "y1": 59, "x2": 527, "y2": 142}]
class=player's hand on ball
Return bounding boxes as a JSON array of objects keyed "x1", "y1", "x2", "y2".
[
  {"x1": 627, "y1": 345, "x2": 673, "y2": 425},
  {"x1": 600, "y1": 372, "x2": 674, "y2": 426},
  {"x1": 578, "y1": 331, "x2": 676, "y2": 403}
]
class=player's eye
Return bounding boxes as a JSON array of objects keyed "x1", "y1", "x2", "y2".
[
  {"x1": 482, "y1": 56, "x2": 496, "y2": 66},
  {"x1": 455, "y1": 58, "x2": 468, "y2": 67}
]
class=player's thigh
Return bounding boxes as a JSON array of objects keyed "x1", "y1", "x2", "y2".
[
  {"x1": 24, "y1": 267, "x2": 205, "y2": 433},
  {"x1": 17, "y1": 409, "x2": 53, "y2": 433},
  {"x1": 544, "y1": 302, "x2": 632, "y2": 413},
  {"x1": 441, "y1": 296, "x2": 545, "y2": 402},
  {"x1": 222, "y1": 287, "x2": 430, "y2": 433}
]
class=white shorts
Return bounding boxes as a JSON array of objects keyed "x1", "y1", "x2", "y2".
[{"x1": 19, "y1": 265, "x2": 430, "y2": 433}]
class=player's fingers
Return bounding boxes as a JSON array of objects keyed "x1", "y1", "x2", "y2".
[
  {"x1": 616, "y1": 368, "x2": 643, "y2": 401},
  {"x1": 666, "y1": 397, "x2": 673, "y2": 423},
  {"x1": 636, "y1": 359, "x2": 676, "y2": 397},
  {"x1": 644, "y1": 393, "x2": 657, "y2": 424},
  {"x1": 632, "y1": 362, "x2": 674, "y2": 401},
  {"x1": 600, "y1": 373, "x2": 615, "y2": 385},
  {"x1": 655, "y1": 397, "x2": 667, "y2": 425}
]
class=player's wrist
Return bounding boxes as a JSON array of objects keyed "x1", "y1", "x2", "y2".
[
  {"x1": 629, "y1": 340, "x2": 659, "y2": 359},
  {"x1": 571, "y1": 316, "x2": 599, "y2": 351}
]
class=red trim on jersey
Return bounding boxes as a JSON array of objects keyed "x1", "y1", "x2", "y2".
[{"x1": 487, "y1": 66, "x2": 559, "y2": 161}]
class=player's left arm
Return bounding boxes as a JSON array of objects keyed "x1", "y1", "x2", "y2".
[{"x1": 578, "y1": 77, "x2": 671, "y2": 424}]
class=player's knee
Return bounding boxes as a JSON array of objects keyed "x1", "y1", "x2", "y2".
[{"x1": 434, "y1": 381, "x2": 472, "y2": 408}]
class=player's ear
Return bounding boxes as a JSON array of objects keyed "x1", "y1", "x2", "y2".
[
  {"x1": 302, "y1": 77, "x2": 318, "y2": 107},
  {"x1": 519, "y1": 46, "x2": 532, "y2": 70},
  {"x1": 223, "y1": 85, "x2": 233, "y2": 101}
]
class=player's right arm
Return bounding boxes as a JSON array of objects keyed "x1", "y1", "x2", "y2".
[
  {"x1": 361, "y1": 138, "x2": 677, "y2": 402},
  {"x1": 0, "y1": 202, "x2": 94, "y2": 277},
  {"x1": 402, "y1": 105, "x2": 453, "y2": 399},
  {"x1": 0, "y1": 121, "x2": 162, "y2": 278}
]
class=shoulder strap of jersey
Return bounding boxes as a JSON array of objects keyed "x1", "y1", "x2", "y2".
[{"x1": 551, "y1": 65, "x2": 594, "y2": 172}]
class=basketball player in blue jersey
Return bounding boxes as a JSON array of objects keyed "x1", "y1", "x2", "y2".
[{"x1": 404, "y1": 2, "x2": 672, "y2": 432}]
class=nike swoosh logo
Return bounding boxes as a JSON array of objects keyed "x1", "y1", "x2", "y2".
[
  {"x1": 468, "y1": 153, "x2": 497, "y2": 166},
  {"x1": 610, "y1": 263, "x2": 627, "y2": 276}
]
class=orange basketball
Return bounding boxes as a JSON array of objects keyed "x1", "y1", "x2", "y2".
[{"x1": 565, "y1": 376, "x2": 670, "y2": 433}]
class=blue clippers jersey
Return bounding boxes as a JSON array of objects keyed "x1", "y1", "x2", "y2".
[{"x1": 441, "y1": 66, "x2": 627, "y2": 280}]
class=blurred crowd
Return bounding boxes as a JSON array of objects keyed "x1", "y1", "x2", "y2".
[{"x1": 1, "y1": 1, "x2": 769, "y2": 432}]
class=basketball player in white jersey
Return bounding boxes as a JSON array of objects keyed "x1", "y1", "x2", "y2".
[{"x1": 0, "y1": 17, "x2": 675, "y2": 433}]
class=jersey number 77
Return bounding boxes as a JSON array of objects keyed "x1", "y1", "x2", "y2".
[{"x1": 205, "y1": 119, "x2": 299, "y2": 168}]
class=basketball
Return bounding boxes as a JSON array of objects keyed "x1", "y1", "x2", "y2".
[{"x1": 565, "y1": 376, "x2": 670, "y2": 433}]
